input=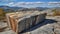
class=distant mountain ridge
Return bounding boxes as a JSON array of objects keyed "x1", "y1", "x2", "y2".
[
  {"x1": 0, "y1": 6, "x2": 50, "y2": 12},
  {"x1": 0, "y1": 6, "x2": 24, "y2": 10}
]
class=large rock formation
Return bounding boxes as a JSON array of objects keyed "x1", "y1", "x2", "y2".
[{"x1": 6, "y1": 11, "x2": 46, "y2": 33}]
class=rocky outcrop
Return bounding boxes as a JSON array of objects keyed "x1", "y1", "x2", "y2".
[
  {"x1": 18, "y1": 12, "x2": 46, "y2": 33},
  {"x1": 6, "y1": 11, "x2": 46, "y2": 33}
]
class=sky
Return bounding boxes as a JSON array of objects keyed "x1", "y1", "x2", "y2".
[{"x1": 0, "y1": 0, "x2": 60, "y2": 8}]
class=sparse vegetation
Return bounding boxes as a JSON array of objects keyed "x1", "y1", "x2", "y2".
[
  {"x1": 0, "y1": 8, "x2": 14, "y2": 21},
  {"x1": 0, "y1": 8, "x2": 6, "y2": 20},
  {"x1": 52, "y1": 9, "x2": 60, "y2": 16}
]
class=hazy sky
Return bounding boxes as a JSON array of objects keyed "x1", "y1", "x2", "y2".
[{"x1": 0, "y1": 0, "x2": 60, "y2": 8}]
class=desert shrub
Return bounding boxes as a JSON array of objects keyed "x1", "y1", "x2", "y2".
[
  {"x1": 52, "y1": 9, "x2": 60, "y2": 16},
  {"x1": 0, "y1": 8, "x2": 6, "y2": 16},
  {"x1": 0, "y1": 8, "x2": 6, "y2": 20}
]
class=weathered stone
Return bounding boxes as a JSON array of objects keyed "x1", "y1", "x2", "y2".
[
  {"x1": 25, "y1": 17, "x2": 31, "y2": 29},
  {"x1": 18, "y1": 18, "x2": 26, "y2": 32},
  {"x1": 35, "y1": 14, "x2": 46, "y2": 25},
  {"x1": 0, "y1": 22, "x2": 7, "y2": 32},
  {"x1": 30, "y1": 16, "x2": 37, "y2": 26}
]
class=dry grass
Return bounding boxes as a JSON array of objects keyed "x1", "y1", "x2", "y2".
[
  {"x1": 52, "y1": 9, "x2": 60, "y2": 16},
  {"x1": 53, "y1": 12, "x2": 60, "y2": 16}
]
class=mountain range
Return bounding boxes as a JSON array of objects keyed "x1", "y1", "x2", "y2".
[{"x1": 0, "y1": 6, "x2": 50, "y2": 12}]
